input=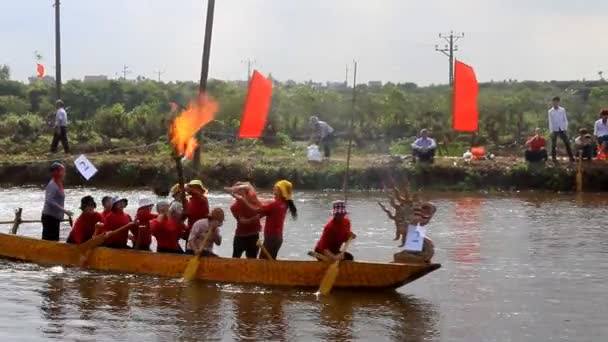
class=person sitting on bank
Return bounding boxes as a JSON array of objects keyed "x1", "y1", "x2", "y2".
[
  {"x1": 411, "y1": 129, "x2": 437, "y2": 163},
  {"x1": 66, "y1": 196, "x2": 103, "y2": 245},
  {"x1": 594, "y1": 109, "x2": 608, "y2": 147},
  {"x1": 574, "y1": 128, "x2": 596, "y2": 161},
  {"x1": 151, "y1": 202, "x2": 187, "y2": 254},
  {"x1": 524, "y1": 128, "x2": 548, "y2": 163},
  {"x1": 98, "y1": 197, "x2": 135, "y2": 249},
  {"x1": 315, "y1": 201, "x2": 357, "y2": 261},
  {"x1": 309, "y1": 115, "x2": 335, "y2": 159},
  {"x1": 186, "y1": 208, "x2": 225, "y2": 257}
]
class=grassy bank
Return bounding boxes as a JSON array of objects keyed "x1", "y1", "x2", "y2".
[{"x1": 0, "y1": 141, "x2": 607, "y2": 193}]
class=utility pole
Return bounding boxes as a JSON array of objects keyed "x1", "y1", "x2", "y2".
[
  {"x1": 345, "y1": 64, "x2": 349, "y2": 87},
  {"x1": 121, "y1": 65, "x2": 130, "y2": 80},
  {"x1": 435, "y1": 31, "x2": 464, "y2": 85},
  {"x1": 343, "y1": 60, "x2": 357, "y2": 202},
  {"x1": 192, "y1": 0, "x2": 216, "y2": 169},
  {"x1": 241, "y1": 58, "x2": 255, "y2": 82},
  {"x1": 54, "y1": 0, "x2": 62, "y2": 99},
  {"x1": 154, "y1": 69, "x2": 165, "y2": 82}
]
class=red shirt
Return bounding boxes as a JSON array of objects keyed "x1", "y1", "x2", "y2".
[
  {"x1": 100, "y1": 210, "x2": 132, "y2": 247},
  {"x1": 101, "y1": 209, "x2": 111, "y2": 219},
  {"x1": 231, "y1": 200, "x2": 261, "y2": 236},
  {"x1": 67, "y1": 211, "x2": 104, "y2": 244},
  {"x1": 133, "y1": 208, "x2": 157, "y2": 249},
  {"x1": 186, "y1": 195, "x2": 209, "y2": 229},
  {"x1": 315, "y1": 217, "x2": 351, "y2": 254},
  {"x1": 260, "y1": 199, "x2": 288, "y2": 237},
  {"x1": 526, "y1": 136, "x2": 546, "y2": 152},
  {"x1": 151, "y1": 217, "x2": 186, "y2": 251}
]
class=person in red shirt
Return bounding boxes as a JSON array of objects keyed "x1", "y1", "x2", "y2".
[
  {"x1": 185, "y1": 180, "x2": 210, "y2": 234},
  {"x1": 315, "y1": 201, "x2": 357, "y2": 261},
  {"x1": 151, "y1": 202, "x2": 187, "y2": 254},
  {"x1": 99, "y1": 197, "x2": 134, "y2": 249},
  {"x1": 101, "y1": 196, "x2": 112, "y2": 218},
  {"x1": 132, "y1": 198, "x2": 157, "y2": 251},
  {"x1": 525, "y1": 128, "x2": 548, "y2": 163},
  {"x1": 66, "y1": 196, "x2": 104, "y2": 245},
  {"x1": 227, "y1": 182, "x2": 262, "y2": 258},
  {"x1": 232, "y1": 180, "x2": 297, "y2": 260}
]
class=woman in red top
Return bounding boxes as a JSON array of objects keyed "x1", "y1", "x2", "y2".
[
  {"x1": 132, "y1": 198, "x2": 157, "y2": 251},
  {"x1": 233, "y1": 180, "x2": 297, "y2": 260},
  {"x1": 99, "y1": 197, "x2": 134, "y2": 249},
  {"x1": 151, "y1": 202, "x2": 187, "y2": 254},
  {"x1": 315, "y1": 201, "x2": 357, "y2": 261},
  {"x1": 101, "y1": 196, "x2": 112, "y2": 218},
  {"x1": 227, "y1": 182, "x2": 262, "y2": 258},
  {"x1": 524, "y1": 128, "x2": 548, "y2": 163},
  {"x1": 67, "y1": 196, "x2": 104, "y2": 245},
  {"x1": 185, "y1": 180, "x2": 210, "y2": 233}
]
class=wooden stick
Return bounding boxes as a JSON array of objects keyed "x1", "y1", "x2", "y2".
[
  {"x1": 257, "y1": 240, "x2": 274, "y2": 260},
  {"x1": 0, "y1": 219, "x2": 69, "y2": 225},
  {"x1": 10, "y1": 208, "x2": 22, "y2": 234},
  {"x1": 307, "y1": 251, "x2": 330, "y2": 262}
]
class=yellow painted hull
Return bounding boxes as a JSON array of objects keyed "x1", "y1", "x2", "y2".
[{"x1": 0, "y1": 233, "x2": 440, "y2": 290}]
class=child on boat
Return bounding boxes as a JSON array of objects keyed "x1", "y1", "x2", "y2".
[
  {"x1": 151, "y1": 202, "x2": 187, "y2": 254},
  {"x1": 66, "y1": 196, "x2": 104, "y2": 245},
  {"x1": 186, "y1": 208, "x2": 225, "y2": 257},
  {"x1": 132, "y1": 198, "x2": 157, "y2": 251},
  {"x1": 227, "y1": 182, "x2": 262, "y2": 259},
  {"x1": 315, "y1": 200, "x2": 357, "y2": 261},
  {"x1": 99, "y1": 197, "x2": 134, "y2": 249},
  {"x1": 231, "y1": 179, "x2": 297, "y2": 260},
  {"x1": 185, "y1": 180, "x2": 210, "y2": 234}
]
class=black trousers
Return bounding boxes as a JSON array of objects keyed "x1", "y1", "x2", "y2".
[
  {"x1": 315, "y1": 250, "x2": 354, "y2": 261},
  {"x1": 157, "y1": 246, "x2": 183, "y2": 254},
  {"x1": 41, "y1": 214, "x2": 61, "y2": 241},
  {"x1": 550, "y1": 131, "x2": 574, "y2": 161},
  {"x1": 319, "y1": 134, "x2": 334, "y2": 158},
  {"x1": 413, "y1": 148, "x2": 436, "y2": 162},
  {"x1": 525, "y1": 149, "x2": 548, "y2": 163},
  {"x1": 577, "y1": 145, "x2": 595, "y2": 160},
  {"x1": 51, "y1": 126, "x2": 69, "y2": 153},
  {"x1": 232, "y1": 233, "x2": 259, "y2": 259},
  {"x1": 259, "y1": 235, "x2": 283, "y2": 259},
  {"x1": 598, "y1": 136, "x2": 608, "y2": 147}
]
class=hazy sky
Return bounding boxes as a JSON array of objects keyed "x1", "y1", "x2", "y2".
[{"x1": 2, "y1": 0, "x2": 607, "y2": 85}]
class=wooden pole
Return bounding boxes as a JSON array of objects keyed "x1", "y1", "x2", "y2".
[
  {"x1": 10, "y1": 208, "x2": 23, "y2": 234},
  {"x1": 192, "y1": 0, "x2": 216, "y2": 170},
  {"x1": 54, "y1": 0, "x2": 62, "y2": 99},
  {"x1": 342, "y1": 61, "x2": 358, "y2": 202}
]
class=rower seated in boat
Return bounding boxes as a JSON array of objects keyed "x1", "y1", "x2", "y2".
[
  {"x1": 151, "y1": 202, "x2": 187, "y2": 254},
  {"x1": 393, "y1": 202, "x2": 436, "y2": 264},
  {"x1": 186, "y1": 208, "x2": 225, "y2": 257},
  {"x1": 185, "y1": 180, "x2": 210, "y2": 236},
  {"x1": 98, "y1": 197, "x2": 134, "y2": 249},
  {"x1": 132, "y1": 198, "x2": 157, "y2": 251},
  {"x1": 66, "y1": 196, "x2": 103, "y2": 245},
  {"x1": 314, "y1": 201, "x2": 357, "y2": 261}
]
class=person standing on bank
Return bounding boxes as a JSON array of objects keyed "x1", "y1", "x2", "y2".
[
  {"x1": 594, "y1": 109, "x2": 608, "y2": 147},
  {"x1": 309, "y1": 116, "x2": 335, "y2": 159},
  {"x1": 548, "y1": 96, "x2": 574, "y2": 162},
  {"x1": 50, "y1": 100, "x2": 69, "y2": 154},
  {"x1": 41, "y1": 162, "x2": 72, "y2": 241}
]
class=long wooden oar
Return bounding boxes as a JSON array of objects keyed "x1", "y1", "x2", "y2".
[
  {"x1": 307, "y1": 251, "x2": 330, "y2": 262},
  {"x1": 182, "y1": 227, "x2": 215, "y2": 283},
  {"x1": 77, "y1": 222, "x2": 136, "y2": 266},
  {"x1": 317, "y1": 238, "x2": 353, "y2": 295},
  {"x1": 257, "y1": 240, "x2": 274, "y2": 260}
]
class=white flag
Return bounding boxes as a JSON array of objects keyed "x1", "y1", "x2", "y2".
[{"x1": 74, "y1": 154, "x2": 98, "y2": 181}]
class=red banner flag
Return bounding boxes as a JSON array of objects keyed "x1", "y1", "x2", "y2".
[
  {"x1": 36, "y1": 63, "x2": 45, "y2": 78},
  {"x1": 238, "y1": 70, "x2": 273, "y2": 138},
  {"x1": 452, "y1": 60, "x2": 478, "y2": 132}
]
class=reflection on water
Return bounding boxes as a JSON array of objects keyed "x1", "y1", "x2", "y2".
[{"x1": 1, "y1": 189, "x2": 608, "y2": 341}]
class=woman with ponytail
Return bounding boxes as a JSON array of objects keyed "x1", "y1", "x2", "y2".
[
  {"x1": 41, "y1": 162, "x2": 73, "y2": 241},
  {"x1": 230, "y1": 180, "x2": 297, "y2": 259}
]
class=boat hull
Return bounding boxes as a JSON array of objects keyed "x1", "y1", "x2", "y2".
[{"x1": 0, "y1": 233, "x2": 440, "y2": 290}]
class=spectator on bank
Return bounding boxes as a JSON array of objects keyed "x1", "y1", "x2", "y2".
[
  {"x1": 50, "y1": 100, "x2": 69, "y2": 154},
  {"x1": 524, "y1": 128, "x2": 548, "y2": 163},
  {"x1": 411, "y1": 129, "x2": 436, "y2": 164},
  {"x1": 309, "y1": 116, "x2": 334, "y2": 159},
  {"x1": 574, "y1": 128, "x2": 596, "y2": 161},
  {"x1": 548, "y1": 96, "x2": 574, "y2": 162},
  {"x1": 594, "y1": 109, "x2": 608, "y2": 147}
]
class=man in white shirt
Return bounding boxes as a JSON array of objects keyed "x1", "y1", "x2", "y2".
[
  {"x1": 50, "y1": 99, "x2": 70, "y2": 154},
  {"x1": 547, "y1": 96, "x2": 574, "y2": 162},
  {"x1": 309, "y1": 115, "x2": 335, "y2": 158},
  {"x1": 411, "y1": 129, "x2": 437, "y2": 163},
  {"x1": 594, "y1": 109, "x2": 608, "y2": 147}
]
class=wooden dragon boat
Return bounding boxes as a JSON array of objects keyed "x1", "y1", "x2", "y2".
[{"x1": 0, "y1": 232, "x2": 440, "y2": 290}]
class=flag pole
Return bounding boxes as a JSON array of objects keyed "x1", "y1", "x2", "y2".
[{"x1": 342, "y1": 61, "x2": 358, "y2": 203}]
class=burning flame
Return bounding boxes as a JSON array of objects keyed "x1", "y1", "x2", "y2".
[{"x1": 169, "y1": 93, "x2": 218, "y2": 159}]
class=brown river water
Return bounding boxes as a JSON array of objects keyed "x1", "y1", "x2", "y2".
[{"x1": 0, "y1": 188, "x2": 607, "y2": 341}]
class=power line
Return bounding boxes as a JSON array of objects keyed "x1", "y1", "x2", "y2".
[{"x1": 435, "y1": 31, "x2": 464, "y2": 85}]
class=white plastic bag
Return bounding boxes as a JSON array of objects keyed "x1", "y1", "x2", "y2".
[{"x1": 307, "y1": 144, "x2": 322, "y2": 162}]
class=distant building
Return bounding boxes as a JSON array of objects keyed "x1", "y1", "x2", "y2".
[
  {"x1": 326, "y1": 81, "x2": 347, "y2": 90},
  {"x1": 368, "y1": 81, "x2": 382, "y2": 88},
  {"x1": 28, "y1": 76, "x2": 55, "y2": 86},
  {"x1": 83, "y1": 75, "x2": 108, "y2": 82}
]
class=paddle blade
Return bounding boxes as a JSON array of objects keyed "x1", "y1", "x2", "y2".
[
  {"x1": 318, "y1": 261, "x2": 340, "y2": 295},
  {"x1": 76, "y1": 233, "x2": 107, "y2": 254},
  {"x1": 182, "y1": 257, "x2": 201, "y2": 283}
]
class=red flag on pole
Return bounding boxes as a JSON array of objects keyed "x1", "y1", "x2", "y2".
[
  {"x1": 452, "y1": 60, "x2": 479, "y2": 132},
  {"x1": 36, "y1": 63, "x2": 45, "y2": 78},
  {"x1": 238, "y1": 70, "x2": 273, "y2": 138}
]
